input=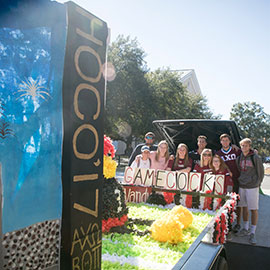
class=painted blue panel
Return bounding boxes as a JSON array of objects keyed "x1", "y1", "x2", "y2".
[{"x1": 0, "y1": 26, "x2": 65, "y2": 233}]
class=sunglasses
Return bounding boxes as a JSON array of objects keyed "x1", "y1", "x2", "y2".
[
  {"x1": 145, "y1": 136, "x2": 153, "y2": 139},
  {"x1": 203, "y1": 153, "x2": 212, "y2": 157}
]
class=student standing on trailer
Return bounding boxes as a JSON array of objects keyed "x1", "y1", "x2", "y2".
[
  {"x1": 131, "y1": 146, "x2": 151, "y2": 169},
  {"x1": 128, "y1": 132, "x2": 157, "y2": 166},
  {"x1": 193, "y1": 148, "x2": 213, "y2": 190},
  {"x1": 189, "y1": 135, "x2": 208, "y2": 169},
  {"x1": 216, "y1": 133, "x2": 242, "y2": 233}
]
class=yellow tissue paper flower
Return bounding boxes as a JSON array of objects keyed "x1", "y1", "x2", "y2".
[
  {"x1": 149, "y1": 205, "x2": 193, "y2": 243},
  {"x1": 150, "y1": 215, "x2": 183, "y2": 244},
  {"x1": 169, "y1": 205, "x2": 193, "y2": 229},
  {"x1": 103, "y1": 155, "x2": 117, "y2": 179}
]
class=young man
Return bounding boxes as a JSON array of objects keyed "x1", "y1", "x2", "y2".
[
  {"x1": 130, "y1": 145, "x2": 151, "y2": 169},
  {"x1": 189, "y1": 135, "x2": 208, "y2": 169},
  {"x1": 216, "y1": 134, "x2": 241, "y2": 187},
  {"x1": 216, "y1": 133, "x2": 242, "y2": 232},
  {"x1": 128, "y1": 132, "x2": 157, "y2": 166},
  {"x1": 236, "y1": 138, "x2": 264, "y2": 245}
]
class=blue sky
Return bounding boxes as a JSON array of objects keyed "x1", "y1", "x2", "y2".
[{"x1": 57, "y1": 0, "x2": 270, "y2": 119}]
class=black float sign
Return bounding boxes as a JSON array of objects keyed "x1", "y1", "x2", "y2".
[{"x1": 61, "y1": 2, "x2": 108, "y2": 269}]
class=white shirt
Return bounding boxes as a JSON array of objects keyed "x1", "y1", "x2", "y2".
[{"x1": 130, "y1": 158, "x2": 151, "y2": 169}]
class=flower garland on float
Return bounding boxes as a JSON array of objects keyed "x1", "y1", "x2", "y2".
[
  {"x1": 163, "y1": 192, "x2": 174, "y2": 204},
  {"x1": 160, "y1": 191, "x2": 239, "y2": 245},
  {"x1": 102, "y1": 135, "x2": 128, "y2": 232},
  {"x1": 213, "y1": 195, "x2": 223, "y2": 211},
  {"x1": 212, "y1": 216, "x2": 221, "y2": 244},
  {"x1": 199, "y1": 190, "x2": 213, "y2": 211},
  {"x1": 185, "y1": 194, "x2": 193, "y2": 208},
  {"x1": 209, "y1": 192, "x2": 239, "y2": 244}
]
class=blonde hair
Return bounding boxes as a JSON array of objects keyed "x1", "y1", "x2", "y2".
[
  {"x1": 200, "y1": 148, "x2": 212, "y2": 167},
  {"x1": 210, "y1": 154, "x2": 227, "y2": 173},
  {"x1": 174, "y1": 143, "x2": 189, "y2": 168},
  {"x1": 240, "y1": 138, "x2": 252, "y2": 146},
  {"x1": 155, "y1": 140, "x2": 169, "y2": 162}
]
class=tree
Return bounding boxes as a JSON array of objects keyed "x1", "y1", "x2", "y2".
[
  {"x1": 146, "y1": 68, "x2": 218, "y2": 120},
  {"x1": 105, "y1": 35, "x2": 153, "y2": 153},
  {"x1": 230, "y1": 101, "x2": 270, "y2": 156},
  {"x1": 105, "y1": 35, "x2": 218, "y2": 153}
]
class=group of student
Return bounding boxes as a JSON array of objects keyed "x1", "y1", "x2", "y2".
[{"x1": 128, "y1": 132, "x2": 264, "y2": 245}]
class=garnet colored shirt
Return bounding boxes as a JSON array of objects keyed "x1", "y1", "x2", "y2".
[
  {"x1": 168, "y1": 157, "x2": 193, "y2": 171},
  {"x1": 216, "y1": 147, "x2": 241, "y2": 181},
  {"x1": 212, "y1": 168, "x2": 233, "y2": 194},
  {"x1": 193, "y1": 164, "x2": 212, "y2": 190}
]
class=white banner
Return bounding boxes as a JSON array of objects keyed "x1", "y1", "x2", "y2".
[
  {"x1": 123, "y1": 167, "x2": 225, "y2": 195},
  {"x1": 188, "y1": 172, "x2": 201, "y2": 192},
  {"x1": 214, "y1": 174, "x2": 225, "y2": 195},
  {"x1": 202, "y1": 174, "x2": 215, "y2": 192},
  {"x1": 123, "y1": 167, "x2": 155, "y2": 186}
]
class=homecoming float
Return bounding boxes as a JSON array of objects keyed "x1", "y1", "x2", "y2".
[
  {"x1": 1, "y1": 1, "x2": 268, "y2": 269},
  {"x1": 101, "y1": 122, "x2": 240, "y2": 270}
]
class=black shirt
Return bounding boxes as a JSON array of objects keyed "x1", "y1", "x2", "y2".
[{"x1": 189, "y1": 150, "x2": 201, "y2": 170}]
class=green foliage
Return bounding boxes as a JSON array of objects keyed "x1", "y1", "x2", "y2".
[
  {"x1": 146, "y1": 68, "x2": 218, "y2": 121},
  {"x1": 105, "y1": 35, "x2": 218, "y2": 148},
  {"x1": 230, "y1": 101, "x2": 270, "y2": 155},
  {"x1": 105, "y1": 35, "x2": 153, "y2": 145},
  {"x1": 102, "y1": 203, "x2": 213, "y2": 269}
]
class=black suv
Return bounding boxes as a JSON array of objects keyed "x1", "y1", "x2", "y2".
[{"x1": 153, "y1": 119, "x2": 241, "y2": 153}]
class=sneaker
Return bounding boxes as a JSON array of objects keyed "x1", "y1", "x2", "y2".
[
  {"x1": 249, "y1": 233, "x2": 257, "y2": 245},
  {"x1": 236, "y1": 228, "x2": 250, "y2": 237},
  {"x1": 232, "y1": 224, "x2": 241, "y2": 234}
]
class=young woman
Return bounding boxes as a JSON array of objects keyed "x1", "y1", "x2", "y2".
[
  {"x1": 150, "y1": 140, "x2": 170, "y2": 170},
  {"x1": 210, "y1": 154, "x2": 234, "y2": 194},
  {"x1": 193, "y1": 148, "x2": 213, "y2": 190},
  {"x1": 167, "y1": 143, "x2": 192, "y2": 172},
  {"x1": 165, "y1": 143, "x2": 192, "y2": 206}
]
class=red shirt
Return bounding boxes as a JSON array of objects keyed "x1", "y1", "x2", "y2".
[
  {"x1": 193, "y1": 164, "x2": 212, "y2": 190},
  {"x1": 216, "y1": 147, "x2": 241, "y2": 181},
  {"x1": 212, "y1": 168, "x2": 233, "y2": 194},
  {"x1": 168, "y1": 157, "x2": 193, "y2": 171}
]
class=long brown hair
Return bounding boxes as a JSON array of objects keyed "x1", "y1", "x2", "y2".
[
  {"x1": 200, "y1": 148, "x2": 212, "y2": 167},
  {"x1": 174, "y1": 143, "x2": 189, "y2": 168},
  {"x1": 210, "y1": 154, "x2": 227, "y2": 173},
  {"x1": 155, "y1": 140, "x2": 169, "y2": 162}
]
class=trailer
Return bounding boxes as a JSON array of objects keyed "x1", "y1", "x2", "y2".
[{"x1": 120, "y1": 119, "x2": 270, "y2": 270}]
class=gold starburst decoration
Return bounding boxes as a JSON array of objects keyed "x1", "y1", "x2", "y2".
[{"x1": 16, "y1": 77, "x2": 51, "y2": 101}]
